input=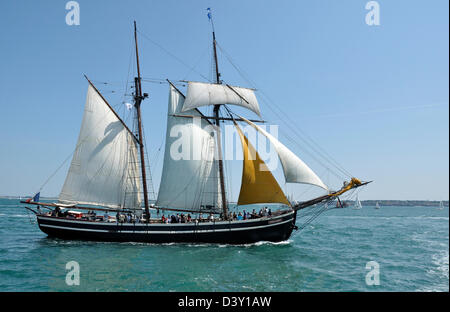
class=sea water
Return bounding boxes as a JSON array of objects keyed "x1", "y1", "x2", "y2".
[{"x1": 0, "y1": 198, "x2": 448, "y2": 292}]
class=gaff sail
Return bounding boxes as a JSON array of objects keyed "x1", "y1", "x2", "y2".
[
  {"x1": 59, "y1": 84, "x2": 141, "y2": 209},
  {"x1": 156, "y1": 86, "x2": 221, "y2": 212}
]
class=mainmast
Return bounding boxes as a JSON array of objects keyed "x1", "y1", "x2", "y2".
[
  {"x1": 210, "y1": 11, "x2": 229, "y2": 220},
  {"x1": 133, "y1": 21, "x2": 150, "y2": 221}
]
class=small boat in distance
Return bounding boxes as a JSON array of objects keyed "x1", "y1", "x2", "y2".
[
  {"x1": 375, "y1": 202, "x2": 380, "y2": 209},
  {"x1": 438, "y1": 200, "x2": 444, "y2": 210},
  {"x1": 353, "y1": 196, "x2": 362, "y2": 210}
]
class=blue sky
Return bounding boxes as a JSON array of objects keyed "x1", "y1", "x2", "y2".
[{"x1": 0, "y1": 0, "x2": 448, "y2": 201}]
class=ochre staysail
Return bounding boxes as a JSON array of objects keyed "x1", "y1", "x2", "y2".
[
  {"x1": 238, "y1": 115, "x2": 328, "y2": 191},
  {"x1": 234, "y1": 122, "x2": 290, "y2": 206}
]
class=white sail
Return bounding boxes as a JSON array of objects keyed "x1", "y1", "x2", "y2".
[
  {"x1": 59, "y1": 85, "x2": 141, "y2": 209},
  {"x1": 353, "y1": 196, "x2": 362, "y2": 210},
  {"x1": 156, "y1": 86, "x2": 221, "y2": 211},
  {"x1": 182, "y1": 81, "x2": 261, "y2": 117},
  {"x1": 239, "y1": 116, "x2": 328, "y2": 191}
]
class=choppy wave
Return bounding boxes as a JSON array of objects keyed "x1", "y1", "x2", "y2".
[
  {"x1": 325, "y1": 215, "x2": 449, "y2": 221},
  {"x1": 9, "y1": 215, "x2": 29, "y2": 218},
  {"x1": 217, "y1": 240, "x2": 293, "y2": 248},
  {"x1": 430, "y1": 251, "x2": 449, "y2": 279}
]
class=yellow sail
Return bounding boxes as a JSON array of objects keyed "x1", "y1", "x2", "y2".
[{"x1": 235, "y1": 122, "x2": 290, "y2": 206}]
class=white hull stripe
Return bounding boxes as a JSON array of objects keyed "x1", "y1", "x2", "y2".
[{"x1": 39, "y1": 218, "x2": 293, "y2": 234}]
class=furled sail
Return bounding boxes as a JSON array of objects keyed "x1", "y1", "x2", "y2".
[
  {"x1": 234, "y1": 122, "x2": 290, "y2": 206},
  {"x1": 156, "y1": 86, "x2": 221, "y2": 211},
  {"x1": 181, "y1": 81, "x2": 261, "y2": 117},
  {"x1": 239, "y1": 116, "x2": 328, "y2": 191},
  {"x1": 59, "y1": 85, "x2": 141, "y2": 209}
]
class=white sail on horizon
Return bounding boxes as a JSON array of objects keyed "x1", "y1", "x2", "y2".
[
  {"x1": 59, "y1": 85, "x2": 141, "y2": 209},
  {"x1": 182, "y1": 81, "x2": 261, "y2": 117},
  {"x1": 353, "y1": 196, "x2": 362, "y2": 210}
]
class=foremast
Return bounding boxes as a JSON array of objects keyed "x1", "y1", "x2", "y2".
[{"x1": 133, "y1": 21, "x2": 150, "y2": 221}]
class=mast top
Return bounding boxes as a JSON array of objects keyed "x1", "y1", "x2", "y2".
[
  {"x1": 134, "y1": 21, "x2": 142, "y2": 83},
  {"x1": 207, "y1": 8, "x2": 215, "y2": 33},
  {"x1": 208, "y1": 8, "x2": 221, "y2": 84}
]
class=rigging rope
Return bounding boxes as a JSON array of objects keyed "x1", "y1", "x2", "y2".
[
  {"x1": 215, "y1": 42, "x2": 354, "y2": 182},
  {"x1": 141, "y1": 123, "x2": 156, "y2": 201},
  {"x1": 293, "y1": 183, "x2": 366, "y2": 233},
  {"x1": 137, "y1": 29, "x2": 212, "y2": 83}
]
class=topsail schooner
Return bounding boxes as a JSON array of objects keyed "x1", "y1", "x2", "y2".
[{"x1": 23, "y1": 18, "x2": 370, "y2": 244}]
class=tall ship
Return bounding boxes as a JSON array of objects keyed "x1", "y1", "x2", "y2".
[{"x1": 23, "y1": 17, "x2": 369, "y2": 244}]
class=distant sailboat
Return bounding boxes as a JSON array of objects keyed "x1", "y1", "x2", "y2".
[
  {"x1": 287, "y1": 194, "x2": 297, "y2": 207},
  {"x1": 375, "y1": 202, "x2": 380, "y2": 209},
  {"x1": 438, "y1": 201, "x2": 444, "y2": 210},
  {"x1": 353, "y1": 196, "x2": 362, "y2": 210}
]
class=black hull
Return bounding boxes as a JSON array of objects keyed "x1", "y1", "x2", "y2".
[{"x1": 36, "y1": 211, "x2": 297, "y2": 244}]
